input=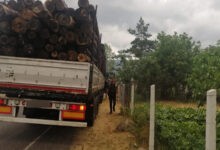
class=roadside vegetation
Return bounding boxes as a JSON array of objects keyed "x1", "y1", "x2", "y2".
[{"x1": 109, "y1": 17, "x2": 220, "y2": 149}]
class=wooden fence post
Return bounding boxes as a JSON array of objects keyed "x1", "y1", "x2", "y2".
[
  {"x1": 149, "y1": 84, "x2": 155, "y2": 150},
  {"x1": 206, "y1": 89, "x2": 217, "y2": 150}
]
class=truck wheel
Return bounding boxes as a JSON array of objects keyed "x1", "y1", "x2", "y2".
[{"x1": 87, "y1": 107, "x2": 94, "y2": 127}]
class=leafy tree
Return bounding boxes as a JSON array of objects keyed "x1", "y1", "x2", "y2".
[
  {"x1": 124, "y1": 17, "x2": 156, "y2": 58},
  {"x1": 155, "y1": 32, "x2": 200, "y2": 99},
  {"x1": 187, "y1": 46, "x2": 220, "y2": 102},
  {"x1": 115, "y1": 51, "x2": 137, "y2": 83},
  {"x1": 104, "y1": 44, "x2": 116, "y2": 73}
]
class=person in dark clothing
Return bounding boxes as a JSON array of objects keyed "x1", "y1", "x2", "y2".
[{"x1": 108, "y1": 78, "x2": 117, "y2": 114}]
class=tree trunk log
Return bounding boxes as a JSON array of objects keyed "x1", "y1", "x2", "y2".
[
  {"x1": 28, "y1": 18, "x2": 41, "y2": 31},
  {"x1": 67, "y1": 50, "x2": 78, "y2": 61},
  {"x1": 23, "y1": 44, "x2": 35, "y2": 56},
  {"x1": 45, "y1": 0, "x2": 55, "y2": 13},
  {"x1": 48, "y1": 19, "x2": 59, "y2": 32},
  {"x1": 49, "y1": 34, "x2": 58, "y2": 44},
  {"x1": 0, "y1": 35, "x2": 9, "y2": 45},
  {"x1": 65, "y1": 31, "x2": 75, "y2": 42},
  {"x1": 56, "y1": 13, "x2": 75, "y2": 27},
  {"x1": 23, "y1": 0, "x2": 35, "y2": 8},
  {"x1": 0, "y1": 47, "x2": 16, "y2": 56},
  {"x1": 58, "y1": 52, "x2": 67, "y2": 60},
  {"x1": 77, "y1": 53, "x2": 91, "y2": 62},
  {"x1": 40, "y1": 28, "x2": 50, "y2": 39},
  {"x1": 58, "y1": 36, "x2": 67, "y2": 45},
  {"x1": 7, "y1": 0, "x2": 17, "y2": 10},
  {"x1": 51, "y1": 50, "x2": 58, "y2": 58},
  {"x1": 0, "y1": 3, "x2": 18, "y2": 18},
  {"x1": 21, "y1": 9, "x2": 37, "y2": 20},
  {"x1": 55, "y1": 0, "x2": 67, "y2": 11},
  {"x1": 45, "y1": 44, "x2": 54, "y2": 52},
  {"x1": 12, "y1": 17, "x2": 28, "y2": 33},
  {"x1": 0, "y1": 21, "x2": 10, "y2": 33},
  {"x1": 78, "y1": 0, "x2": 89, "y2": 8},
  {"x1": 76, "y1": 32, "x2": 92, "y2": 46},
  {"x1": 32, "y1": 1, "x2": 44, "y2": 14},
  {"x1": 9, "y1": 36, "x2": 17, "y2": 46},
  {"x1": 27, "y1": 31, "x2": 37, "y2": 40}
]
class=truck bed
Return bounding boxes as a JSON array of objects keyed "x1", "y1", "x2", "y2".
[{"x1": 0, "y1": 56, "x2": 104, "y2": 95}]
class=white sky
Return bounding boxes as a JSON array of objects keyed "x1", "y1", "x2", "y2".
[{"x1": 67, "y1": 0, "x2": 220, "y2": 53}]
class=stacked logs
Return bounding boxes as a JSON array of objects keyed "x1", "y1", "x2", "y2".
[{"x1": 0, "y1": 0, "x2": 106, "y2": 75}]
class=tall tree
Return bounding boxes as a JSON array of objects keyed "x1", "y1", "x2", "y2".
[
  {"x1": 155, "y1": 32, "x2": 200, "y2": 98},
  {"x1": 104, "y1": 43, "x2": 116, "y2": 73},
  {"x1": 124, "y1": 17, "x2": 156, "y2": 58}
]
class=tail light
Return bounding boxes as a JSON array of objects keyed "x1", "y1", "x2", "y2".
[
  {"x1": 69, "y1": 104, "x2": 86, "y2": 111},
  {"x1": 0, "y1": 99, "x2": 3, "y2": 105}
]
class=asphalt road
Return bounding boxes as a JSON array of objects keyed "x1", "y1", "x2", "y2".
[{"x1": 0, "y1": 122, "x2": 83, "y2": 150}]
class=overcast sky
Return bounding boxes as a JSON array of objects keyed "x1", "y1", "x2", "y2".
[{"x1": 68, "y1": 0, "x2": 220, "y2": 53}]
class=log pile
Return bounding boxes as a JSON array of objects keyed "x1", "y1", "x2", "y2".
[{"x1": 0, "y1": 0, "x2": 106, "y2": 74}]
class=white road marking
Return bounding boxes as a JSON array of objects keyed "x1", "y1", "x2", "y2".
[{"x1": 23, "y1": 126, "x2": 52, "y2": 150}]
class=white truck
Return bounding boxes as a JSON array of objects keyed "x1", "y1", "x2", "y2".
[{"x1": 0, "y1": 55, "x2": 105, "y2": 127}]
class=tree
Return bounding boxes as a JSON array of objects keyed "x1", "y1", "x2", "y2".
[
  {"x1": 155, "y1": 32, "x2": 200, "y2": 99},
  {"x1": 124, "y1": 17, "x2": 156, "y2": 58},
  {"x1": 104, "y1": 43, "x2": 116, "y2": 73},
  {"x1": 187, "y1": 46, "x2": 220, "y2": 103}
]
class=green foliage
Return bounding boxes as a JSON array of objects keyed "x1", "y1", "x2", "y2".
[
  {"x1": 115, "y1": 53, "x2": 138, "y2": 83},
  {"x1": 104, "y1": 43, "x2": 116, "y2": 73},
  {"x1": 132, "y1": 104, "x2": 149, "y2": 127},
  {"x1": 123, "y1": 17, "x2": 156, "y2": 58},
  {"x1": 187, "y1": 46, "x2": 220, "y2": 102},
  {"x1": 155, "y1": 106, "x2": 206, "y2": 150},
  {"x1": 155, "y1": 32, "x2": 200, "y2": 99}
]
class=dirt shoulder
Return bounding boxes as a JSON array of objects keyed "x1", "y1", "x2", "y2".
[{"x1": 70, "y1": 98, "x2": 135, "y2": 150}]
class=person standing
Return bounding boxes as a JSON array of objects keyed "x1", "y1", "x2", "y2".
[{"x1": 108, "y1": 78, "x2": 117, "y2": 114}]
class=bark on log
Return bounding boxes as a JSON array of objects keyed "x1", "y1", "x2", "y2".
[
  {"x1": 58, "y1": 36, "x2": 67, "y2": 45},
  {"x1": 45, "y1": 44, "x2": 54, "y2": 52},
  {"x1": 49, "y1": 34, "x2": 58, "y2": 44},
  {"x1": 21, "y1": 9, "x2": 37, "y2": 20},
  {"x1": 76, "y1": 32, "x2": 92, "y2": 46},
  {"x1": 23, "y1": 0, "x2": 35, "y2": 7},
  {"x1": 7, "y1": 0, "x2": 17, "y2": 10},
  {"x1": 27, "y1": 30, "x2": 37, "y2": 39},
  {"x1": 65, "y1": 31, "x2": 75, "y2": 42},
  {"x1": 75, "y1": 8, "x2": 91, "y2": 22},
  {"x1": 0, "y1": 35, "x2": 9, "y2": 45},
  {"x1": 55, "y1": 0, "x2": 67, "y2": 11},
  {"x1": 28, "y1": 18, "x2": 41, "y2": 31},
  {"x1": 0, "y1": 3, "x2": 18, "y2": 18},
  {"x1": 67, "y1": 50, "x2": 78, "y2": 61},
  {"x1": 32, "y1": 1, "x2": 44, "y2": 14},
  {"x1": 23, "y1": 44, "x2": 34, "y2": 56},
  {"x1": 48, "y1": 19, "x2": 59, "y2": 32},
  {"x1": 32, "y1": 39, "x2": 45, "y2": 49},
  {"x1": 45, "y1": 0, "x2": 55, "y2": 13},
  {"x1": 40, "y1": 28, "x2": 50, "y2": 39},
  {"x1": 78, "y1": 0, "x2": 89, "y2": 8},
  {"x1": 0, "y1": 46, "x2": 16, "y2": 56},
  {"x1": 0, "y1": 21, "x2": 10, "y2": 33},
  {"x1": 37, "y1": 50, "x2": 49, "y2": 59},
  {"x1": 12, "y1": 17, "x2": 28, "y2": 33},
  {"x1": 16, "y1": 0, "x2": 25, "y2": 12},
  {"x1": 9, "y1": 36, "x2": 17, "y2": 46},
  {"x1": 58, "y1": 52, "x2": 67, "y2": 60}
]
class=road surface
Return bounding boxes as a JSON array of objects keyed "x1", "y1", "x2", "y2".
[
  {"x1": 0, "y1": 99, "x2": 134, "y2": 150},
  {"x1": 0, "y1": 122, "x2": 84, "y2": 150}
]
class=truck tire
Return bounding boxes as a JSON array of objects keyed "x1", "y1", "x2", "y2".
[{"x1": 87, "y1": 106, "x2": 94, "y2": 127}]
